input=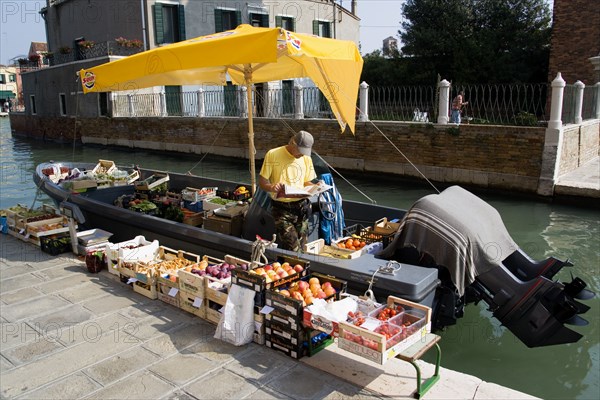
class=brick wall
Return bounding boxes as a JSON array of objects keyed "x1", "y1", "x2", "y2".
[
  {"x1": 10, "y1": 114, "x2": 549, "y2": 193},
  {"x1": 548, "y1": 0, "x2": 600, "y2": 85}
]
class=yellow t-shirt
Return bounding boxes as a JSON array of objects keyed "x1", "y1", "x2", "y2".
[{"x1": 259, "y1": 145, "x2": 317, "y2": 202}]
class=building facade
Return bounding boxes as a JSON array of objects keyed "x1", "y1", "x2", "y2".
[
  {"x1": 0, "y1": 66, "x2": 18, "y2": 111},
  {"x1": 20, "y1": 0, "x2": 360, "y2": 117}
]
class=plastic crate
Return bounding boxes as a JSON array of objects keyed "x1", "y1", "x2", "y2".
[
  {"x1": 40, "y1": 234, "x2": 72, "y2": 256},
  {"x1": 344, "y1": 223, "x2": 395, "y2": 247}
]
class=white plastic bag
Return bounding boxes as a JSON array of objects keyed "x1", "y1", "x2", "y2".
[{"x1": 214, "y1": 284, "x2": 255, "y2": 346}]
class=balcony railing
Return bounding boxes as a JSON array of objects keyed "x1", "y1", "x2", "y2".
[{"x1": 16, "y1": 41, "x2": 144, "y2": 71}]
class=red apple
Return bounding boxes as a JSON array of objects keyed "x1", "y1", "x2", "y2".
[{"x1": 293, "y1": 264, "x2": 304, "y2": 273}]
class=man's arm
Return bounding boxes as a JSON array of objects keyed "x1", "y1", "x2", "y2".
[{"x1": 258, "y1": 175, "x2": 283, "y2": 194}]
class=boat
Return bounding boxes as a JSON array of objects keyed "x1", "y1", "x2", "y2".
[{"x1": 33, "y1": 157, "x2": 593, "y2": 348}]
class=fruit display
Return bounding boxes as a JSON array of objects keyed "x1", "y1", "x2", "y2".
[
  {"x1": 372, "y1": 305, "x2": 405, "y2": 321},
  {"x1": 248, "y1": 261, "x2": 303, "y2": 283},
  {"x1": 27, "y1": 221, "x2": 68, "y2": 234},
  {"x1": 275, "y1": 276, "x2": 337, "y2": 307},
  {"x1": 335, "y1": 238, "x2": 367, "y2": 251}
]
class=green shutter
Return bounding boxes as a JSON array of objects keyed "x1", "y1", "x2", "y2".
[
  {"x1": 312, "y1": 20, "x2": 319, "y2": 35},
  {"x1": 326, "y1": 22, "x2": 331, "y2": 38},
  {"x1": 214, "y1": 9, "x2": 222, "y2": 32},
  {"x1": 178, "y1": 4, "x2": 186, "y2": 41},
  {"x1": 261, "y1": 13, "x2": 269, "y2": 27},
  {"x1": 291, "y1": 18, "x2": 296, "y2": 32},
  {"x1": 275, "y1": 15, "x2": 282, "y2": 27},
  {"x1": 153, "y1": 4, "x2": 164, "y2": 45},
  {"x1": 235, "y1": 10, "x2": 242, "y2": 27}
]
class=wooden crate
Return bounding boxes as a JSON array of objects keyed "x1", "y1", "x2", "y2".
[
  {"x1": 182, "y1": 211, "x2": 203, "y2": 227},
  {"x1": 25, "y1": 216, "x2": 70, "y2": 238},
  {"x1": 158, "y1": 282, "x2": 180, "y2": 307},
  {"x1": 178, "y1": 255, "x2": 224, "y2": 298},
  {"x1": 117, "y1": 258, "x2": 137, "y2": 279},
  {"x1": 92, "y1": 159, "x2": 116, "y2": 175},
  {"x1": 134, "y1": 173, "x2": 169, "y2": 191},
  {"x1": 337, "y1": 296, "x2": 432, "y2": 365},
  {"x1": 304, "y1": 238, "x2": 364, "y2": 259},
  {"x1": 154, "y1": 246, "x2": 201, "y2": 288},
  {"x1": 179, "y1": 290, "x2": 205, "y2": 318},
  {"x1": 133, "y1": 281, "x2": 158, "y2": 299}
]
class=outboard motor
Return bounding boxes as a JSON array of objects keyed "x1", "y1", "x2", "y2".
[{"x1": 379, "y1": 186, "x2": 593, "y2": 347}]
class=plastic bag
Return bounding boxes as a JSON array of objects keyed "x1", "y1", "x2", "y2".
[{"x1": 214, "y1": 284, "x2": 255, "y2": 346}]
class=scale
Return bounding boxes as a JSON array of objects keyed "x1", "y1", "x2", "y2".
[{"x1": 60, "y1": 201, "x2": 113, "y2": 255}]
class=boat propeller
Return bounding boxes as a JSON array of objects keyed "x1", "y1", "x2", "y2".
[{"x1": 563, "y1": 275, "x2": 595, "y2": 300}]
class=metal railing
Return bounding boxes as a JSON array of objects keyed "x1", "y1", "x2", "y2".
[
  {"x1": 110, "y1": 81, "x2": 595, "y2": 126},
  {"x1": 16, "y1": 41, "x2": 144, "y2": 72}
]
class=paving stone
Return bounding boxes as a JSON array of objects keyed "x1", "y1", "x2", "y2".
[
  {"x1": 84, "y1": 370, "x2": 175, "y2": 400},
  {"x1": 184, "y1": 335, "x2": 250, "y2": 364},
  {"x1": 3, "y1": 336, "x2": 65, "y2": 365},
  {"x1": 0, "y1": 264, "x2": 35, "y2": 279},
  {"x1": 223, "y1": 343, "x2": 296, "y2": 384},
  {"x1": 31, "y1": 264, "x2": 80, "y2": 281},
  {"x1": 474, "y1": 381, "x2": 540, "y2": 399},
  {"x1": 81, "y1": 292, "x2": 141, "y2": 316},
  {"x1": 55, "y1": 312, "x2": 134, "y2": 347},
  {"x1": 84, "y1": 346, "x2": 161, "y2": 386},
  {"x1": 160, "y1": 389, "x2": 197, "y2": 400},
  {"x1": 0, "y1": 321, "x2": 39, "y2": 349},
  {"x1": 243, "y1": 386, "x2": 295, "y2": 399},
  {"x1": 183, "y1": 369, "x2": 260, "y2": 399},
  {"x1": 29, "y1": 303, "x2": 94, "y2": 329},
  {"x1": 0, "y1": 327, "x2": 141, "y2": 398},
  {"x1": 0, "y1": 273, "x2": 44, "y2": 295},
  {"x1": 0, "y1": 243, "x2": 51, "y2": 265},
  {"x1": 118, "y1": 302, "x2": 165, "y2": 321},
  {"x1": 266, "y1": 363, "x2": 345, "y2": 399},
  {"x1": 26, "y1": 256, "x2": 81, "y2": 270},
  {"x1": 1, "y1": 294, "x2": 71, "y2": 322},
  {"x1": 321, "y1": 384, "x2": 384, "y2": 400},
  {"x1": 15, "y1": 371, "x2": 102, "y2": 400},
  {"x1": 0, "y1": 354, "x2": 14, "y2": 373},
  {"x1": 56, "y1": 281, "x2": 111, "y2": 304},
  {"x1": 36, "y1": 273, "x2": 96, "y2": 294},
  {"x1": 142, "y1": 323, "x2": 211, "y2": 357},
  {"x1": 0, "y1": 287, "x2": 43, "y2": 305},
  {"x1": 149, "y1": 353, "x2": 216, "y2": 386}
]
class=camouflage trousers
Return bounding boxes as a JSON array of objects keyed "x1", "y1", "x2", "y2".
[{"x1": 271, "y1": 199, "x2": 311, "y2": 252}]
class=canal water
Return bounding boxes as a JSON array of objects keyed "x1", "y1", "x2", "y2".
[{"x1": 1, "y1": 118, "x2": 598, "y2": 399}]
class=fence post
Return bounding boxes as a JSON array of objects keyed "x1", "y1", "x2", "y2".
[
  {"x1": 160, "y1": 91, "x2": 167, "y2": 117},
  {"x1": 573, "y1": 80, "x2": 585, "y2": 124},
  {"x1": 548, "y1": 72, "x2": 566, "y2": 129},
  {"x1": 127, "y1": 94, "x2": 134, "y2": 116},
  {"x1": 196, "y1": 88, "x2": 205, "y2": 117},
  {"x1": 239, "y1": 86, "x2": 248, "y2": 118},
  {"x1": 294, "y1": 83, "x2": 304, "y2": 119},
  {"x1": 358, "y1": 81, "x2": 369, "y2": 122},
  {"x1": 437, "y1": 79, "x2": 450, "y2": 124}
]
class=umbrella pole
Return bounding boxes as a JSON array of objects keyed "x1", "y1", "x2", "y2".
[{"x1": 246, "y1": 83, "x2": 256, "y2": 194}]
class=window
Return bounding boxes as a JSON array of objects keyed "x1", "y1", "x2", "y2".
[
  {"x1": 276, "y1": 16, "x2": 295, "y2": 31},
  {"x1": 59, "y1": 93, "x2": 67, "y2": 116},
  {"x1": 249, "y1": 12, "x2": 268, "y2": 27},
  {"x1": 99, "y1": 92, "x2": 109, "y2": 116},
  {"x1": 9, "y1": 74, "x2": 16, "y2": 82},
  {"x1": 313, "y1": 20, "x2": 332, "y2": 38},
  {"x1": 153, "y1": 3, "x2": 186, "y2": 45},
  {"x1": 282, "y1": 80, "x2": 294, "y2": 115},
  {"x1": 30, "y1": 95, "x2": 36, "y2": 115},
  {"x1": 0, "y1": 74, "x2": 5, "y2": 84},
  {"x1": 214, "y1": 9, "x2": 241, "y2": 32}
]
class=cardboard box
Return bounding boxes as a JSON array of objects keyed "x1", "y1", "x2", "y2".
[
  {"x1": 203, "y1": 214, "x2": 243, "y2": 237},
  {"x1": 337, "y1": 296, "x2": 432, "y2": 365},
  {"x1": 105, "y1": 236, "x2": 159, "y2": 276},
  {"x1": 372, "y1": 217, "x2": 401, "y2": 235}
]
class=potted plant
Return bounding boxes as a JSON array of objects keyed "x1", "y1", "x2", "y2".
[
  {"x1": 78, "y1": 40, "x2": 95, "y2": 50},
  {"x1": 59, "y1": 46, "x2": 72, "y2": 54}
]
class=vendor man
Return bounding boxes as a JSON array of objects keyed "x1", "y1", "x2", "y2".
[{"x1": 258, "y1": 131, "x2": 317, "y2": 251}]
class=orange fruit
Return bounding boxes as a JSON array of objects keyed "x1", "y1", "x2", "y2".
[
  {"x1": 338, "y1": 242, "x2": 346, "y2": 248},
  {"x1": 353, "y1": 239, "x2": 361, "y2": 247}
]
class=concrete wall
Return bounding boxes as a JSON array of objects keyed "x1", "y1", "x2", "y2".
[
  {"x1": 44, "y1": 0, "x2": 143, "y2": 53},
  {"x1": 9, "y1": 114, "x2": 550, "y2": 193}
]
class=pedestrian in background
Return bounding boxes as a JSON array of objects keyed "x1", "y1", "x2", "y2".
[{"x1": 451, "y1": 91, "x2": 468, "y2": 124}]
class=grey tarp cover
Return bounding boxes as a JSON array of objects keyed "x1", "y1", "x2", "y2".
[{"x1": 379, "y1": 186, "x2": 517, "y2": 296}]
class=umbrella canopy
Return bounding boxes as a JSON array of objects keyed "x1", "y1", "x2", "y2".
[{"x1": 79, "y1": 24, "x2": 363, "y2": 190}]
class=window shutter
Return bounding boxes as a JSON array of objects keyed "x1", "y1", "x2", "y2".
[
  {"x1": 153, "y1": 4, "x2": 164, "y2": 45},
  {"x1": 275, "y1": 15, "x2": 282, "y2": 28},
  {"x1": 326, "y1": 22, "x2": 331, "y2": 38},
  {"x1": 291, "y1": 18, "x2": 296, "y2": 32},
  {"x1": 312, "y1": 20, "x2": 319, "y2": 35},
  {"x1": 235, "y1": 10, "x2": 242, "y2": 27},
  {"x1": 178, "y1": 4, "x2": 186, "y2": 41},
  {"x1": 214, "y1": 9, "x2": 222, "y2": 32},
  {"x1": 261, "y1": 13, "x2": 269, "y2": 27}
]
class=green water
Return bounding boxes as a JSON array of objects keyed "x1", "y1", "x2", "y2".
[{"x1": 1, "y1": 118, "x2": 598, "y2": 399}]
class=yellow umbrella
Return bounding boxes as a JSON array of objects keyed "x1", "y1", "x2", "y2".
[{"x1": 79, "y1": 24, "x2": 363, "y2": 192}]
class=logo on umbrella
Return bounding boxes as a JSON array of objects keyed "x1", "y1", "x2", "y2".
[
  {"x1": 285, "y1": 32, "x2": 302, "y2": 50},
  {"x1": 82, "y1": 71, "x2": 96, "y2": 90}
]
